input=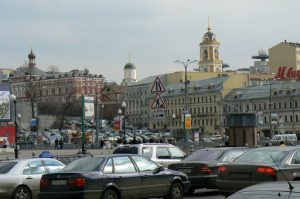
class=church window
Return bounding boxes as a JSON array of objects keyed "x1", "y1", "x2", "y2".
[
  {"x1": 214, "y1": 49, "x2": 219, "y2": 60},
  {"x1": 203, "y1": 49, "x2": 208, "y2": 60}
]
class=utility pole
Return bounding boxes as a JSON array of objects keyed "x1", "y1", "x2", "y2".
[{"x1": 174, "y1": 59, "x2": 197, "y2": 144}]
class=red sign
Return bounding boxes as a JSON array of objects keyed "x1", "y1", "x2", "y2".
[
  {"x1": 275, "y1": 66, "x2": 300, "y2": 80},
  {"x1": 0, "y1": 125, "x2": 15, "y2": 146},
  {"x1": 114, "y1": 120, "x2": 120, "y2": 131}
]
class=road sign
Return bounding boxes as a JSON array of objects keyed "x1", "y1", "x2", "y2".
[
  {"x1": 151, "y1": 76, "x2": 166, "y2": 93},
  {"x1": 152, "y1": 110, "x2": 166, "y2": 120},
  {"x1": 151, "y1": 93, "x2": 165, "y2": 109}
]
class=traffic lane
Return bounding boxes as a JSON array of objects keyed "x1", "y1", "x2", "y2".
[{"x1": 185, "y1": 189, "x2": 225, "y2": 199}]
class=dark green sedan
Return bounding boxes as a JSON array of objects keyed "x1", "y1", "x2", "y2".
[
  {"x1": 217, "y1": 146, "x2": 300, "y2": 196},
  {"x1": 168, "y1": 147, "x2": 249, "y2": 194},
  {"x1": 39, "y1": 154, "x2": 190, "y2": 199}
]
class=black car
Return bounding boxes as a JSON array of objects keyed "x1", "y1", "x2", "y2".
[
  {"x1": 228, "y1": 181, "x2": 300, "y2": 199},
  {"x1": 217, "y1": 146, "x2": 300, "y2": 196},
  {"x1": 168, "y1": 147, "x2": 249, "y2": 194},
  {"x1": 39, "y1": 154, "x2": 190, "y2": 199}
]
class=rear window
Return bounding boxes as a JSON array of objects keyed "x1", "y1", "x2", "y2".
[
  {"x1": 0, "y1": 162, "x2": 17, "y2": 174},
  {"x1": 234, "y1": 150, "x2": 289, "y2": 164},
  {"x1": 62, "y1": 157, "x2": 104, "y2": 171},
  {"x1": 113, "y1": 147, "x2": 138, "y2": 154},
  {"x1": 185, "y1": 149, "x2": 225, "y2": 161}
]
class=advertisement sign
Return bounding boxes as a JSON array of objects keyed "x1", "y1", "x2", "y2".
[
  {"x1": 0, "y1": 83, "x2": 12, "y2": 122},
  {"x1": 185, "y1": 114, "x2": 192, "y2": 129},
  {"x1": 84, "y1": 96, "x2": 94, "y2": 118}
]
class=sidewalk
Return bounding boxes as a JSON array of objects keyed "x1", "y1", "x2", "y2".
[{"x1": 0, "y1": 148, "x2": 113, "y2": 160}]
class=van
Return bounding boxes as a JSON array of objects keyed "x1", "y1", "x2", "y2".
[{"x1": 270, "y1": 134, "x2": 297, "y2": 145}]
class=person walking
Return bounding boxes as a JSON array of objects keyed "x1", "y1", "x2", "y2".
[
  {"x1": 59, "y1": 138, "x2": 64, "y2": 149},
  {"x1": 55, "y1": 138, "x2": 59, "y2": 149}
]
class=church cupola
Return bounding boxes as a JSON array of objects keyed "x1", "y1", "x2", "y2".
[
  {"x1": 197, "y1": 18, "x2": 223, "y2": 72},
  {"x1": 28, "y1": 49, "x2": 36, "y2": 68},
  {"x1": 122, "y1": 55, "x2": 137, "y2": 85}
]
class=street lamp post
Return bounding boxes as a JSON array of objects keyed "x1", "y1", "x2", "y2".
[
  {"x1": 118, "y1": 108, "x2": 122, "y2": 141},
  {"x1": 121, "y1": 101, "x2": 127, "y2": 143},
  {"x1": 10, "y1": 94, "x2": 18, "y2": 159},
  {"x1": 174, "y1": 59, "x2": 197, "y2": 144}
]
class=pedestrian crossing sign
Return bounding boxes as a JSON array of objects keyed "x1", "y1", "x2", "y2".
[
  {"x1": 151, "y1": 76, "x2": 166, "y2": 93},
  {"x1": 151, "y1": 93, "x2": 165, "y2": 109}
]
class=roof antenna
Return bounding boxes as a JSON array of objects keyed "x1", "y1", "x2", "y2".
[{"x1": 270, "y1": 155, "x2": 294, "y2": 195}]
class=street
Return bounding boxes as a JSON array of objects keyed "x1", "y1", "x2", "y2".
[{"x1": 184, "y1": 189, "x2": 225, "y2": 199}]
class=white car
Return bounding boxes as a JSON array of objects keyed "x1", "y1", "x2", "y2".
[
  {"x1": 0, "y1": 158, "x2": 65, "y2": 199},
  {"x1": 113, "y1": 143, "x2": 186, "y2": 167}
]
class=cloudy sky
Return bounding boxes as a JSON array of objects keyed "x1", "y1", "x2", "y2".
[{"x1": 1, "y1": 0, "x2": 299, "y2": 83}]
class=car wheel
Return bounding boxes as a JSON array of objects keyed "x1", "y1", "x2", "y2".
[
  {"x1": 166, "y1": 181, "x2": 184, "y2": 199},
  {"x1": 13, "y1": 186, "x2": 32, "y2": 199},
  {"x1": 101, "y1": 189, "x2": 119, "y2": 199}
]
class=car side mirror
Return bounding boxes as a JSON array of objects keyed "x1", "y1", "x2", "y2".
[{"x1": 153, "y1": 166, "x2": 164, "y2": 174}]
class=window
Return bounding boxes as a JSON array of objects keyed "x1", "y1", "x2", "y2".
[
  {"x1": 103, "y1": 158, "x2": 113, "y2": 174},
  {"x1": 132, "y1": 156, "x2": 157, "y2": 172},
  {"x1": 168, "y1": 147, "x2": 185, "y2": 159},
  {"x1": 113, "y1": 157, "x2": 136, "y2": 173},
  {"x1": 156, "y1": 147, "x2": 171, "y2": 159},
  {"x1": 292, "y1": 151, "x2": 300, "y2": 164},
  {"x1": 142, "y1": 147, "x2": 153, "y2": 158},
  {"x1": 222, "y1": 150, "x2": 246, "y2": 162},
  {"x1": 43, "y1": 159, "x2": 64, "y2": 173},
  {"x1": 23, "y1": 160, "x2": 46, "y2": 175}
]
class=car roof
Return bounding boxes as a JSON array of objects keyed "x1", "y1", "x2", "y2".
[
  {"x1": 0, "y1": 158, "x2": 62, "y2": 163},
  {"x1": 196, "y1": 147, "x2": 249, "y2": 151},
  {"x1": 117, "y1": 143, "x2": 175, "y2": 147},
  {"x1": 237, "y1": 181, "x2": 300, "y2": 193},
  {"x1": 251, "y1": 146, "x2": 300, "y2": 151}
]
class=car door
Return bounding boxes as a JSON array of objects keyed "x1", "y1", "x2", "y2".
[
  {"x1": 155, "y1": 146, "x2": 172, "y2": 167},
  {"x1": 131, "y1": 155, "x2": 169, "y2": 198},
  {"x1": 22, "y1": 160, "x2": 47, "y2": 198},
  {"x1": 286, "y1": 149, "x2": 300, "y2": 180},
  {"x1": 112, "y1": 156, "x2": 142, "y2": 198}
]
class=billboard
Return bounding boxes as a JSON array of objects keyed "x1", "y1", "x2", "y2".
[
  {"x1": 84, "y1": 96, "x2": 95, "y2": 118},
  {"x1": 0, "y1": 83, "x2": 12, "y2": 122}
]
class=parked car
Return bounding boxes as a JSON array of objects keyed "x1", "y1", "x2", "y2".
[
  {"x1": 270, "y1": 134, "x2": 297, "y2": 145},
  {"x1": 39, "y1": 154, "x2": 190, "y2": 199},
  {"x1": 227, "y1": 181, "x2": 300, "y2": 199},
  {"x1": 168, "y1": 147, "x2": 249, "y2": 194},
  {"x1": 217, "y1": 146, "x2": 300, "y2": 196},
  {"x1": 113, "y1": 143, "x2": 186, "y2": 167},
  {"x1": 0, "y1": 158, "x2": 65, "y2": 199}
]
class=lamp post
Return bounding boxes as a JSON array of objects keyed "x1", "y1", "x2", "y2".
[
  {"x1": 121, "y1": 101, "x2": 127, "y2": 143},
  {"x1": 172, "y1": 113, "x2": 176, "y2": 138},
  {"x1": 10, "y1": 94, "x2": 18, "y2": 159},
  {"x1": 118, "y1": 108, "x2": 122, "y2": 141},
  {"x1": 174, "y1": 59, "x2": 197, "y2": 144}
]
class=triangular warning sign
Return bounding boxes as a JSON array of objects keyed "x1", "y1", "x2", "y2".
[
  {"x1": 151, "y1": 93, "x2": 165, "y2": 109},
  {"x1": 151, "y1": 76, "x2": 166, "y2": 93}
]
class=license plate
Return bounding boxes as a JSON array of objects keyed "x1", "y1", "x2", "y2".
[
  {"x1": 178, "y1": 168, "x2": 192, "y2": 173},
  {"x1": 230, "y1": 173, "x2": 250, "y2": 179},
  {"x1": 51, "y1": 180, "x2": 67, "y2": 185}
]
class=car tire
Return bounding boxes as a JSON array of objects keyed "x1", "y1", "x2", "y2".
[
  {"x1": 165, "y1": 181, "x2": 184, "y2": 199},
  {"x1": 13, "y1": 186, "x2": 32, "y2": 199},
  {"x1": 101, "y1": 188, "x2": 119, "y2": 199}
]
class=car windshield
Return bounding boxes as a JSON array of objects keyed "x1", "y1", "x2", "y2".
[
  {"x1": 234, "y1": 150, "x2": 289, "y2": 164},
  {"x1": 184, "y1": 149, "x2": 225, "y2": 161},
  {"x1": 0, "y1": 162, "x2": 17, "y2": 174},
  {"x1": 62, "y1": 157, "x2": 104, "y2": 171}
]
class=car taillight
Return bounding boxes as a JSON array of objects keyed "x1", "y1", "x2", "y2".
[
  {"x1": 199, "y1": 165, "x2": 213, "y2": 174},
  {"x1": 68, "y1": 177, "x2": 87, "y2": 187},
  {"x1": 218, "y1": 166, "x2": 227, "y2": 173},
  {"x1": 256, "y1": 167, "x2": 276, "y2": 176},
  {"x1": 40, "y1": 178, "x2": 50, "y2": 188}
]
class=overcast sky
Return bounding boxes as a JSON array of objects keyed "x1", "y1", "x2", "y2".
[{"x1": 1, "y1": 0, "x2": 299, "y2": 83}]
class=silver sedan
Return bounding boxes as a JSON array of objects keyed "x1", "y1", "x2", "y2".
[{"x1": 0, "y1": 158, "x2": 65, "y2": 199}]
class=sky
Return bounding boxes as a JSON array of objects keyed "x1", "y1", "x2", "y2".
[{"x1": 1, "y1": 0, "x2": 300, "y2": 83}]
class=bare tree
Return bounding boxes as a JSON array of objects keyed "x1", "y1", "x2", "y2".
[{"x1": 47, "y1": 65, "x2": 60, "y2": 73}]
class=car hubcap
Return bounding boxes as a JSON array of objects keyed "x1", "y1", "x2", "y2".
[
  {"x1": 172, "y1": 184, "x2": 182, "y2": 199},
  {"x1": 16, "y1": 189, "x2": 29, "y2": 199}
]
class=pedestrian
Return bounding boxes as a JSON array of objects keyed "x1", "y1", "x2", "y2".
[
  {"x1": 280, "y1": 141, "x2": 286, "y2": 147},
  {"x1": 100, "y1": 139, "x2": 104, "y2": 149},
  {"x1": 59, "y1": 138, "x2": 63, "y2": 149},
  {"x1": 55, "y1": 138, "x2": 59, "y2": 149}
]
